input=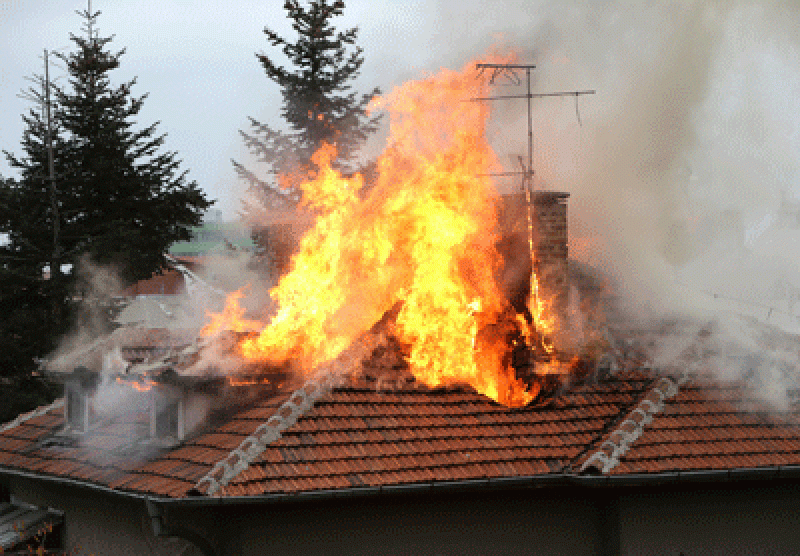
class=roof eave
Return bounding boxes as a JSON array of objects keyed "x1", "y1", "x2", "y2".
[{"x1": 4, "y1": 465, "x2": 800, "y2": 508}]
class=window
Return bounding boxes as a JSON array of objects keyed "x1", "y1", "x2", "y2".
[
  {"x1": 150, "y1": 392, "x2": 185, "y2": 442},
  {"x1": 65, "y1": 385, "x2": 89, "y2": 433}
]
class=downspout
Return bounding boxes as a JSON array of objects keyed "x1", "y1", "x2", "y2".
[
  {"x1": 145, "y1": 498, "x2": 219, "y2": 556},
  {"x1": 596, "y1": 491, "x2": 620, "y2": 556}
]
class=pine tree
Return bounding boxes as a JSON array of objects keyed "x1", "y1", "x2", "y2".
[
  {"x1": 0, "y1": 6, "x2": 211, "y2": 415},
  {"x1": 234, "y1": 0, "x2": 382, "y2": 214},
  {"x1": 0, "y1": 171, "x2": 66, "y2": 421},
  {"x1": 1, "y1": 61, "x2": 73, "y2": 389},
  {"x1": 51, "y1": 6, "x2": 211, "y2": 285}
]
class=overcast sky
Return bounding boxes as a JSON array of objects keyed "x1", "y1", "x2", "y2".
[
  {"x1": 0, "y1": 0, "x2": 494, "y2": 219},
  {"x1": 2, "y1": 0, "x2": 799, "y2": 229}
]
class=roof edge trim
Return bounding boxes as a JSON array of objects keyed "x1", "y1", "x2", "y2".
[
  {"x1": 159, "y1": 465, "x2": 800, "y2": 507},
  {"x1": 579, "y1": 371, "x2": 689, "y2": 474},
  {"x1": 0, "y1": 398, "x2": 64, "y2": 435},
  {"x1": 4, "y1": 461, "x2": 800, "y2": 508}
]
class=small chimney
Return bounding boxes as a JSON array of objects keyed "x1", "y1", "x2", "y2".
[
  {"x1": 496, "y1": 191, "x2": 570, "y2": 320},
  {"x1": 531, "y1": 191, "x2": 569, "y2": 318}
]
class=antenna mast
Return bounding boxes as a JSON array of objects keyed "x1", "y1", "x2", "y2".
[
  {"x1": 476, "y1": 64, "x2": 596, "y2": 191},
  {"x1": 44, "y1": 49, "x2": 60, "y2": 279},
  {"x1": 473, "y1": 63, "x2": 594, "y2": 193},
  {"x1": 473, "y1": 63, "x2": 594, "y2": 327},
  {"x1": 87, "y1": 0, "x2": 93, "y2": 41}
]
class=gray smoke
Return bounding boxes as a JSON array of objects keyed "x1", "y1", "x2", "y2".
[{"x1": 483, "y1": 1, "x2": 800, "y2": 408}]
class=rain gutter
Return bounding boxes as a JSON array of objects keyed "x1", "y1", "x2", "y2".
[
  {"x1": 0, "y1": 467, "x2": 150, "y2": 502},
  {"x1": 154, "y1": 465, "x2": 800, "y2": 507},
  {"x1": 4, "y1": 464, "x2": 800, "y2": 509}
]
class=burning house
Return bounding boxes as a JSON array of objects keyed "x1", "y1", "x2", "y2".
[
  {"x1": 3, "y1": 313, "x2": 800, "y2": 555},
  {"x1": 3, "y1": 57, "x2": 800, "y2": 555}
]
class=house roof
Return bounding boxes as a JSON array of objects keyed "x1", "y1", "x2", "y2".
[
  {"x1": 119, "y1": 269, "x2": 185, "y2": 297},
  {"x1": 44, "y1": 327, "x2": 197, "y2": 374},
  {"x1": 4, "y1": 353, "x2": 800, "y2": 502},
  {"x1": 580, "y1": 374, "x2": 800, "y2": 475},
  {"x1": 198, "y1": 368, "x2": 651, "y2": 497},
  {"x1": 113, "y1": 296, "x2": 201, "y2": 329}
]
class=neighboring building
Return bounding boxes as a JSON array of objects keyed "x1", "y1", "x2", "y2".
[
  {"x1": 119, "y1": 268, "x2": 186, "y2": 298},
  {"x1": 169, "y1": 213, "x2": 254, "y2": 259},
  {"x1": 109, "y1": 254, "x2": 230, "y2": 332}
]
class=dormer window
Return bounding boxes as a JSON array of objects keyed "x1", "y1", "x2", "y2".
[
  {"x1": 63, "y1": 368, "x2": 98, "y2": 434},
  {"x1": 65, "y1": 385, "x2": 88, "y2": 432},
  {"x1": 150, "y1": 390, "x2": 185, "y2": 442}
]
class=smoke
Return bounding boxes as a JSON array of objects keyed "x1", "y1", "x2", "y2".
[
  {"x1": 45, "y1": 232, "x2": 277, "y2": 443},
  {"x1": 46, "y1": 255, "x2": 128, "y2": 371},
  {"x1": 483, "y1": 0, "x2": 800, "y2": 407},
  {"x1": 221, "y1": 1, "x2": 800, "y2": 407}
]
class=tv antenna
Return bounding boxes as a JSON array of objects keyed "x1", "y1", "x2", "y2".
[
  {"x1": 472, "y1": 64, "x2": 594, "y2": 320},
  {"x1": 16, "y1": 48, "x2": 67, "y2": 277},
  {"x1": 472, "y1": 63, "x2": 594, "y2": 194}
]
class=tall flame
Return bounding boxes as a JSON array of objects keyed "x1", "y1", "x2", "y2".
[{"x1": 212, "y1": 55, "x2": 551, "y2": 406}]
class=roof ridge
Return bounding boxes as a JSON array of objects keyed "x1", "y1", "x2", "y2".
[
  {"x1": 0, "y1": 398, "x2": 64, "y2": 435},
  {"x1": 192, "y1": 333, "x2": 383, "y2": 497},
  {"x1": 577, "y1": 370, "x2": 690, "y2": 474}
]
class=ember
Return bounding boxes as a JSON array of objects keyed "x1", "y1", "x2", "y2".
[
  {"x1": 206, "y1": 55, "x2": 577, "y2": 407},
  {"x1": 227, "y1": 376, "x2": 271, "y2": 387},
  {"x1": 116, "y1": 376, "x2": 156, "y2": 392}
]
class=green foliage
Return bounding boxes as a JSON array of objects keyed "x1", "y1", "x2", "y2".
[
  {"x1": 0, "y1": 7, "x2": 212, "y2": 412},
  {"x1": 234, "y1": 0, "x2": 382, "y2": 213},
  {"x1": 0, "y1": 377, "x2": 62, "y2": 425},
  {"x1": 51, "y1": 7, "x2": 212, "y2": 284}
]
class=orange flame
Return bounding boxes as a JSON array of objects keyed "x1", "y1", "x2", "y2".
[
  {"x1": 210, "y1": 54, "x2": 559, "y2": 406},
  {"x1": 228, "y1": 376, "x2": 271, "y2": 387},
  {"x1": 201, "y1": 289, "x2": 262, "y2": 337},
  {"x1": 116, "y1": 376, "x2": 155, "y2": 392}
]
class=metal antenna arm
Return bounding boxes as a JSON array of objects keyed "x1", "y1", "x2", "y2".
[{"x1": 472, "y1": 62, "x2": 595, "y2": 192}]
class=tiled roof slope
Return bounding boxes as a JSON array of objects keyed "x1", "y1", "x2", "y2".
[
  {"x1": 585, "y1": 375, "x2": 800, "y2": 475},
  {"x1": 576, "y1": 374, "x2": 687, "y2": 473},
  {"x1": 3, "y1": 368, "x2": 800, "y2": 498},
  {"x1": 0, "y1": 370, "x2": 651, "y2": 498},
  {"x1": 0, "y1": 389, "x2": 293, "y2": 498},
  {"x1": 203, "y1": 370, "x2": 652, "y2": 496},
  {"x1": 110, "y1": 391, "x2": 294, "y2": 497},
  {"x1": 576, "y1": 377, "x2": 800, "y2": 475}
]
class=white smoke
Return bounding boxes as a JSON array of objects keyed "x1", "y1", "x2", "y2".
[{"x1": 487, "y1": 1, "x2": 800, "y2": 407}]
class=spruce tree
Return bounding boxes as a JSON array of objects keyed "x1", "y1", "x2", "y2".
[
  {"x1": 51, "y1": 6, "x2": 211, "y2": 285},
  {"x1": 234, "y1": 0, "x2": 382, "y2": 214},
  {"x1": 0, "y1": 6, "x2": 211, "y2": 414},
  {"x1": 1, "y1": 65, "x2": 73, "y2": 392}
]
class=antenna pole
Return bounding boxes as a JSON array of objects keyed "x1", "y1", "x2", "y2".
[
  {"x1": 473, "y1": 62, "x2": 595, "y2": 336},
  {"x1": 473, "y1": 62, "x2": 595, "y2": 191},
  {"x1": 87, "y1": 0, "x2": 93, "y2": 41},
  {"x1": 527, "y1": 66, "x2": 533, "y2": 193},
  {"x1": 44, "y1": 49, "x2": 60, "y2": 283}
]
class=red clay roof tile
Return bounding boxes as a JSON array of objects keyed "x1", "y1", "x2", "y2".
[{"x1": 5, "y1": 364, "x2": 800, "y2": 498}]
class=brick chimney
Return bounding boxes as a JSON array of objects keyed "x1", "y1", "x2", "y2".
[
  {"x1": 531, "y1": 191, "x2": 569, "y2": 317},
  {"x1": 496, "y1": 191, "x2": 570, "y2": 319}
]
